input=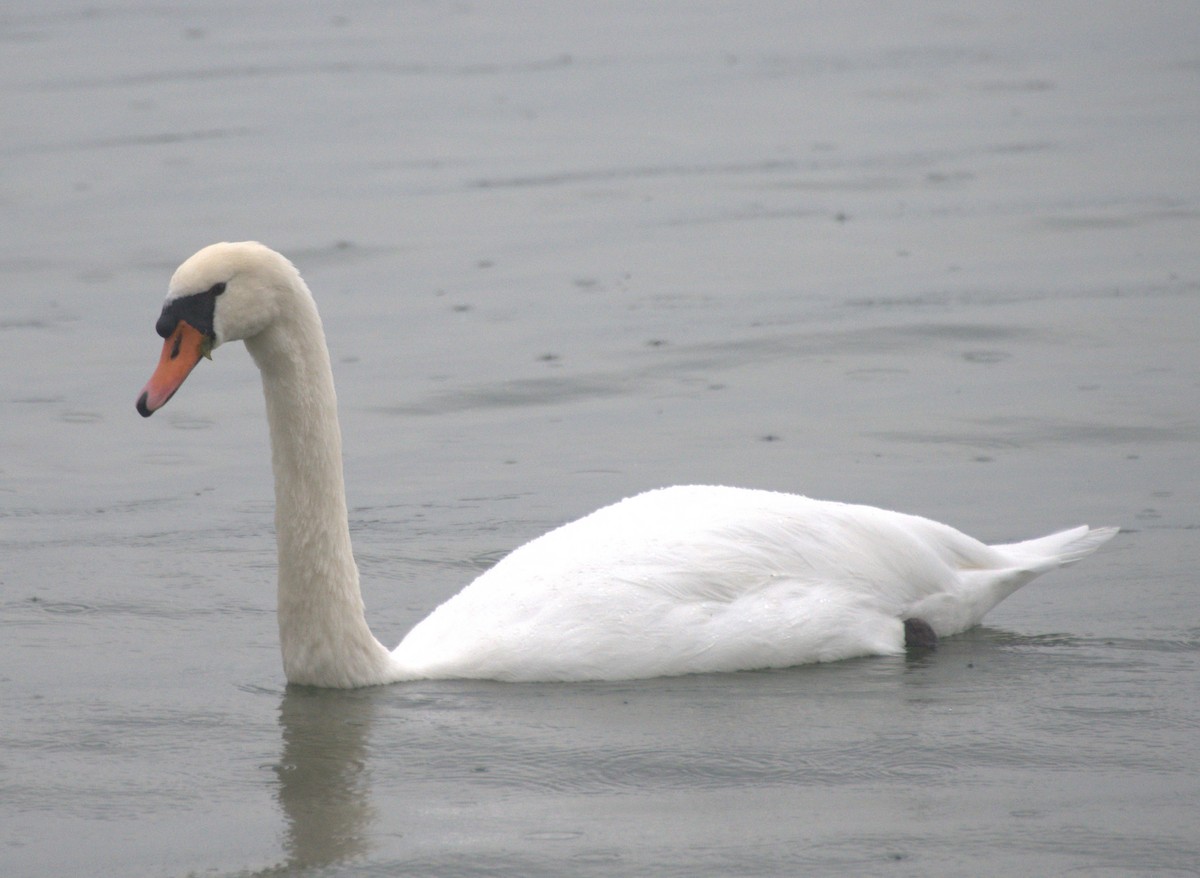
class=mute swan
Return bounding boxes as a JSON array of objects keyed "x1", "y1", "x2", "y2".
[{"x1": 136, "y1": 242, "x2": 1117, "y2": 687}]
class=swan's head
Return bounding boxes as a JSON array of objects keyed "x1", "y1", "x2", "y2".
[{"x1": 136, "y1": 241, "x2": 301, "y2": 416}]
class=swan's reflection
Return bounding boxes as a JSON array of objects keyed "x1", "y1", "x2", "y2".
[{"x1": 269, "y1": 685, "x2": 381, "y2": 871}]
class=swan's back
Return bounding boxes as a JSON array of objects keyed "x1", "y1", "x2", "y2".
[{"x1": 391, "y1": 486, "x2": 1116, "y2": 681}]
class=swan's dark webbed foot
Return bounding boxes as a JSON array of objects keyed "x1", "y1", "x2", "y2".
[{"x1": 903, "y1": 617, "x2": 939, "y2": 651}]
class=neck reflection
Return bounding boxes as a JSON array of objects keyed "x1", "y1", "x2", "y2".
[{"x1": 272, "y1": 685, "x2": 380, "y2": 870}]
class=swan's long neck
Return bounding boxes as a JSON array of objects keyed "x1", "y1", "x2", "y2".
[{"x1": 245, "y1": 287, "x2": 397, "y2": 687}]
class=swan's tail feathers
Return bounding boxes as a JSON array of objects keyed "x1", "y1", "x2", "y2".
[
  {"x1": 998, "y1": 525, "x2": 1120, "y2": 568},
  {"x1": 915, "y1": 525, "x2": 1118, "y2": 636}
]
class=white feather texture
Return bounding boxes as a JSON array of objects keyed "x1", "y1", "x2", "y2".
[{"x1": 144, "y1": 242, "x2": 1118, "y2": 687}]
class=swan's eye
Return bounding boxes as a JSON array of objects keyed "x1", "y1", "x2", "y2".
[{"x1": 155, "y1": 282, "x2": 225, "y2": 338}]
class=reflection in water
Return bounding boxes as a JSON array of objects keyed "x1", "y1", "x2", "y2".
[{"x1": 266, "y1": 686, "x2": 380, "y2": 873}]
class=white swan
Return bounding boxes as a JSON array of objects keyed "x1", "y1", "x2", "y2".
[{"x1": 136, "y1": 242, "x2": 1117, "y2": 687}]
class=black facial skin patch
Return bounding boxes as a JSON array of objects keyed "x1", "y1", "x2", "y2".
[{"x1": 155, "y1": 282, "x2": 225, "y2": 339}]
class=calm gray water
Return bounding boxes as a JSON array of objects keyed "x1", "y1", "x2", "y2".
[{"x1": 3, "y1": 2, "x2": 1199, "y2": 875}]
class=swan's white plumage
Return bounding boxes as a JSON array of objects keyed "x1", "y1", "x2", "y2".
[
  {"x1": 139, "y1": 242, "x2": 1118, "y2": 687},
  {"x1": 394, "y1": 487, "x2": 1115, "y2": 681}
]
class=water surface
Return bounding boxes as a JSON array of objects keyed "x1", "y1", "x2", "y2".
[{"x1": 2, "y1": 2, "x2": 1199, "y2": 875}]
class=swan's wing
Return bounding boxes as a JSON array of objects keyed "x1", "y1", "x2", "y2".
[
  {"x1": 394, "y1": 567, "x2": 909, "y2": 682},
  {"x1": 393, "y1": 486, "x2": 993, "y2": 681}
]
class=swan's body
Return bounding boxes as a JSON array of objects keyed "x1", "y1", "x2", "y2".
[{"x1": 137, "y1": 242, "x2": 1117, "y2": 687}]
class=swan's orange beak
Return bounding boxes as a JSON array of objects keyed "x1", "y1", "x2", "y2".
[{"x1": 136, "y1": 321, "x2": 210, "y2": 417}]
